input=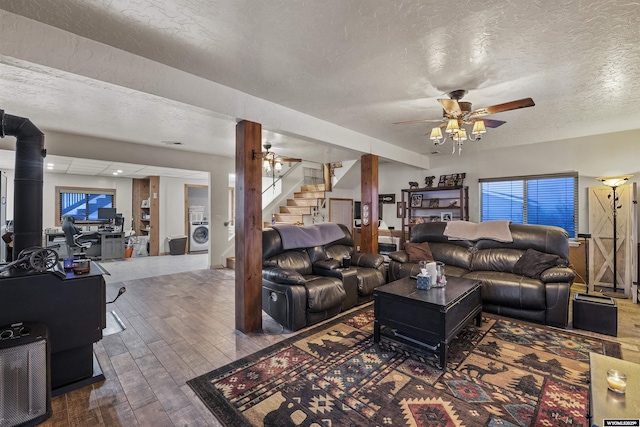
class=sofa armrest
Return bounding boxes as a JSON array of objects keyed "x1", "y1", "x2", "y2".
[
  {"x1": 388, "y1": 250, "x2": 409, "y2": 263},
  {"x1": 262, "y1": 267, "x2": 306, "y2": 285},
  {"x1": 262, "y1": 280, "x2": 307, "y2": 331},
  {"x1": 313, "y1": 258, "x2": 342, "y2": 272},
  {"x1": 539, "y1": 267, "x2": 576, "y2": 283},
  {"x1": 352, "y1": 253, "x2": 384, "y2": 268}
]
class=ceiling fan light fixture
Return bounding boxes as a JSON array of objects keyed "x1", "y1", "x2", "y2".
[
  {"x1": 430, "y1": 127, "x2": 443, "y2": 140},
  {"x1": 274, "y1": 158, "x2": 283, "y2": 171},
  {"x1": 472, "y1": 120, "x2": 486, "y2": 135},
  {"x1": 263, "y1": 159, "x2": 271, "y2": 171},
  {"x1": 445, "y1": 119, "x2": 459, "y2": 133},
  {"x1": 456, "y1": 129, "x2": 468, "y2": 141}
]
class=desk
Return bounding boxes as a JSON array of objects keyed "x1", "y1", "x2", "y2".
[
  {"x1": 99, "y1": 231, "x2": 125, "y2": 261},
  {"x1": 45, "y1": 230, "x2": 125, "y2": 261}
]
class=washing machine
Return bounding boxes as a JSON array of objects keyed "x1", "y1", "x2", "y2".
[{"x1": 189, "y1": 221, "x2": 209, "y2": 251}]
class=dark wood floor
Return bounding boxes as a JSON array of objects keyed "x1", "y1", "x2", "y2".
[{"x1": 41, "y1": 270, "x2": 640, "y2": 426}]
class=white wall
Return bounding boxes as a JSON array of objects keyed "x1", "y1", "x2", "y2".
[{"x1": 379, "y1": 128, "x2": 640, "y2": 236}]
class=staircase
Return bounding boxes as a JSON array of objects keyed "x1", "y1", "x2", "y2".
[{"x1": 271, "y1": 183, "x2": 326, "y2": 225}]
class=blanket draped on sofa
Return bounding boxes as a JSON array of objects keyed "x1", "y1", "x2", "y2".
[{"x1": 271, "y1": 223, "x2": 345, "y2": 250}]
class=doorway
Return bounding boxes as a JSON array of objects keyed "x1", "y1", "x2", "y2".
[{"x1": 184, "y1": 184, "x2": 209, "y2": 253}]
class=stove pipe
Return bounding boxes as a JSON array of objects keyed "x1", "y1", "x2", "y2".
[{"x1": 0, "y1": 109, "x2": 46, "y2": 260}]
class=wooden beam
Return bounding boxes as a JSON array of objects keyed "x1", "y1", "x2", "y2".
[
  {"x1": 323, "y1": 163, "x2": 332, "y2": 192},
  {"x1": 235, "y1": 120, "x2": 263, "y2": 333},
  {"x1": 360, "y1": 154, "x2": 379, "y2": 254}
]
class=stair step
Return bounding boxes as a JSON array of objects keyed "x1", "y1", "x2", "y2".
[
  {"x1": 274, "y1": 214, "x2": 304, "y2": 223},
  {"x1": 287, "y1": 199, "x2": 318, "y2": 207},
  {"x1": 294, "y1": 191, "x2": 325, "y2": 199},
  {"x1": 301, "y1": 184, "x2": 325, "y2": 192},
  {"x1": 226, "y1": 257, "x2": 235, "y2": 269},
  {"x1": 280, "y1": 206, "x2": 312, "y2": 215}
]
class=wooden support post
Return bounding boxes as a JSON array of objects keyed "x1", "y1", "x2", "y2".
[
  {"x1": 323, "y1": 163, "x2": 332, "y2": 192},
  {"x1": 235, "y1": 120, "x2": 263, "y2": 333},
  {"x1": 360, "y1": 154, "x2": 379, "y2": 254}
]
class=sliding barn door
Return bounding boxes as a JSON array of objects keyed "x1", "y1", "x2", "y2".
[{"x1": 588, "y1": 182, "x2": 637, "y2": 299}]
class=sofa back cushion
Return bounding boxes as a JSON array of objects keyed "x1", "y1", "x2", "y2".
[
  {"x1": 471, "y1": 248, "x2": 523, "y2": 273},
  {"x1": 475, "y1": 224, "x2": 569, "y2": 258},
  {"x1": 429, "y1": 242, "x2": 474, "y2": 270},
  {"x1": 263, "y1": 249, "x2": 313, "y2": 275}
]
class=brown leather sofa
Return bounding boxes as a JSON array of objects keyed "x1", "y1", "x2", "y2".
[
  {"x1": 262, "y1": 224, "x2": 385, "y2": 331},
  {"x1": 388, "y1": 222, "x2": 576, "y2": 328}
]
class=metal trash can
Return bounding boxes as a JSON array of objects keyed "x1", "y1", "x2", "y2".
[{"x1": 167, "y1": 235, "x2": 187, "y2": 255}]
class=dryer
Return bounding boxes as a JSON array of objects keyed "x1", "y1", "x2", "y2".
[{"x1": 189, "y1": 221, "x2": 209, "y2": 252}]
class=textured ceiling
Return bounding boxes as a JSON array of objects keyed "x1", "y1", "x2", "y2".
[{"x1": 0, "y1": 0, "x2": 639, "y2": 164}]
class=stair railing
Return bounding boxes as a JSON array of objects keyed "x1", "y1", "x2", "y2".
[{"x1": 262, "y1": 162, "x2": 301, "y2": 198}]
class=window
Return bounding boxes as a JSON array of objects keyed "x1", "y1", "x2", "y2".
[
  {"x1": 55, "y1": 186, "x2": 116, "y2": 225},
  {"x1": 480, "y1": 172, "x2": 578, "y2": 237}
]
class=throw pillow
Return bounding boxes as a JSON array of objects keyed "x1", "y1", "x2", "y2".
[
  {"x1": 404, "y1": 242, "x2": 434, "y2": 263},
  {"x1": 513, "y1": 248, "x2": 563, "y2": 279}
]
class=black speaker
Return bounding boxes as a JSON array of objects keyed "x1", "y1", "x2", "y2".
[{"x1": 0, "y1": 322, "x2": 51, "y2": 427}]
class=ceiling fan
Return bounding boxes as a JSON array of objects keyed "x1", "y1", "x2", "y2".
[
  {"x1": 258, "y1": 142, "x2": 301, "y2": 175},
  {"x1": 394, "y1": 90, "x2": 535, "y2": 154}
]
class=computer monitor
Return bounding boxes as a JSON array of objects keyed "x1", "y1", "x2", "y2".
[{"x1": 97, "y1": 207, "x2": 117, "y2": 220}]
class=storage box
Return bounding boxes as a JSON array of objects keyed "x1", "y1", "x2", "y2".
[{"x1": 572, "y1": 293, "x2": 617, "y2": 336}]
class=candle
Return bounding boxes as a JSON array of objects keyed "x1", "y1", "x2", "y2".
[{"x1": 607, "y1": 369, "x2": 627, "y2": 393}]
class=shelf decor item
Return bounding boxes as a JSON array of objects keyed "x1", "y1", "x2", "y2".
[
  {"x1": 410, "y1": 194, "x2": 423, "y2": 207},
  {"x1": 429, "y1": 198, "x2": 440, "y2": 208},
  {"x1": 441, "y1": 212, "x2": 453, "y2": 222}
]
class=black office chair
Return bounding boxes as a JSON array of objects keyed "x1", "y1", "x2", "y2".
[{"x1": 61, "y1": 216, "x2": 94, "y2": 257}]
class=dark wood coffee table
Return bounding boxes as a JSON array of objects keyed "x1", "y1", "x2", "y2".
[{"x1": 373, "y1": 275, "x2": 482, "y2": 368}]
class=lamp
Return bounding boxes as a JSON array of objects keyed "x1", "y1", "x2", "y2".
[
  {"x1": 430, "y1": 119, "x2": 486, "y2": 155},
  {"x1": 596, "y1": 174, "x2": 633, "y2": 298}
]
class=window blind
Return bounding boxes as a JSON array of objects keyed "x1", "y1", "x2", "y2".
[{"x1": 480, "y1": 173, "x2": 578, "y2": 237}]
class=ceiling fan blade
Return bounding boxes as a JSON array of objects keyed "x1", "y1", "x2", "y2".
[
  {"x1": 393, "y1": 118, "x2": 444, "y2": 125},
  {"x1": 439, "y1": 98, "x2": 462, "y2": 117},
  {"x1": 280, "y1": 157, "x2": 302, "y2": 162},
  {"x1": 469, "y1": 98, "x2": 535, "y2": 118},
  {"x1": 481, "y1": 119, "x2": 507, "y2": 128}
]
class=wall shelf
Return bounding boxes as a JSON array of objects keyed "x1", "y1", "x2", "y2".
[
  {"x1": 401, "y1": 186, "x2": 469, "y2": 241},
  {"x1": 132, "y1": 176, "x2": 160, "y2": 256}
]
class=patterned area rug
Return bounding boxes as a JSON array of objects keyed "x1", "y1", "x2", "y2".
[{"x1": 188, "y1": 306, "x2": 621, "y2": 426}]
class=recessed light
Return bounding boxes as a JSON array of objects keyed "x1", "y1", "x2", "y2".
[
  {"x1": 47, "y1": 163, "x2": 54, "y2": 167},
  {"x1": 161, "y1": 141, "x2": 183, "y2": 145},
  {"x1": 113, "y1": 172, "x2": 118, "y2": 175},
  {"x1": 47, "y1": 166, "x2": 53, "y2": 170},
  {"x1": 117, "y1": 170, "x2": 123, "y2": 173}
]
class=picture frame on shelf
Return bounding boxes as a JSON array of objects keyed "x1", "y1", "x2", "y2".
[
  {"x1": 429, "y1": 198, "x2": 440, "y2": 208},
  {"x1": 441, "y1": 212, "x2": 453, "y2": 222},
  {"x1": 410, "y1": 194, "x2": 423, "y2": 207},
  {"x1": 396, "y1": 201, "x2": 404, "y2": 218}
]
